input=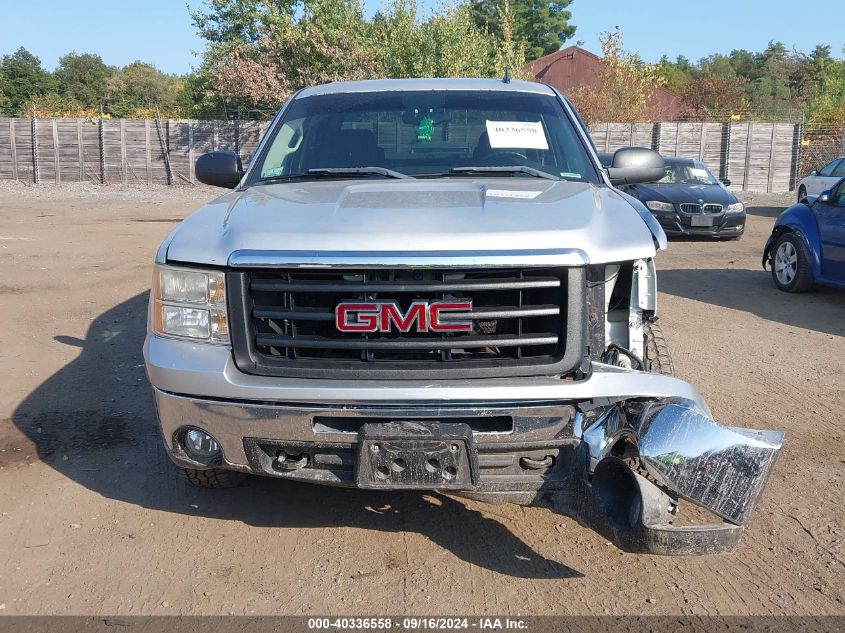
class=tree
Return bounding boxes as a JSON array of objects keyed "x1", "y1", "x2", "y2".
[
  {"x1": 190, "y1": 0, "x2": 298, "y2": 47},
  {"x1": 470, "y1": 0, "x2": 574, "y2": 61},
  {"x1": 211, "y1": 0, "x2": 373, "y2": 108},
  {"x1": 656, "y1": 55, "x2": 690, "y2": 93},
  {"x1": 568, "y1": 28, "x2": 663, "y2": 123},
  {"x1": 26, "y1": 92, "x2": 88, "y2": 118},
  {"x1": 698, "y1": 54, "x2": 737, "y2": 79},
  {"x1": 0, "y1": 47, "x2": 53, "y2": 116},
  {"x1": 728, "y1": 49, "x2": 759, "y2": 80},
  {"x1": 54, "y1": 52, "x2": 113, "y2": 109},
  {"x1": 372, "y1": 0, "x2": 503, "y2": 79},
  {"x1": 680, "y1": 75, "x2": 748, "y2": 120},
  {"x1": 204, "y1": 0, "x2": 525, "y2": 110},
  {"x1": 106, "y1": 62, "x2": 184, "y2": 118}
]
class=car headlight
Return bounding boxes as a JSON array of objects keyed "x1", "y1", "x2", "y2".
[
  {"x1": 152, "y1": 265, "x2": 228, "y2": 343},
  {"x1": 725, "y1": 202, "x2": 744, "y2": 214},
  {"x1": 645, "y1": 200, "x2": 674, "y2": 212}
]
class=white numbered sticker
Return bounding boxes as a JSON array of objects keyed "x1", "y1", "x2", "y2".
[{"x1": 485, "y1": 120, "x2": 549, "y2": 150}]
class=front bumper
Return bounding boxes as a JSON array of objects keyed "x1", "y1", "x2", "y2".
[
  {"x1": 145, "y1": 335, "x2": 783, "y2": 555},
  {"x1": 653, "y1": 211, "x2": 746, "y2": 237}
]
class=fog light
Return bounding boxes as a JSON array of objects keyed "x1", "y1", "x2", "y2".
[{"x1": 183, "y1": 428, "x2": 221, "y2": 460}]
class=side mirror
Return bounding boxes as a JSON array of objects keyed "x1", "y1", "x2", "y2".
[
  {"x1": 816, "y1": 190, "x2": 831, "y2": 204},
  {"x1": 808, "y1": 170, "x2": 818, "y2": 177},
  {"x1": 720, "y1": 178, "x2": 732, "y2": 187},
  {"x1": 196, "y1": 151, "x2": 243, "y2": 188},
  {"x1": 606, "y1": 147, "x2": 665, "y2": 186}
]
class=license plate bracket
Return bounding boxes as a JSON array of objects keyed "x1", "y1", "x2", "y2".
[
  {"x1": 355, "y1": 422, "x2": 477, "y2": 490},
  {"x1": 691, "y1": 215, "x2": 714, "y2": 227}
]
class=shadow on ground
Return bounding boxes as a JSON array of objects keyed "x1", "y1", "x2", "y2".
[
  {"x1": 659, "y1": 268, "x2": 845, "y2": 337},
  {"x1": 745, "y1": 205, "x2": 787, "y2": 219},
  {"x1": 4, "y1": 293, "x2": 581, "y2": 580}
]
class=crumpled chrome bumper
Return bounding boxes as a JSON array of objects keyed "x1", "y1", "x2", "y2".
[
  {"x1": 147, "y1": 332, "x2": 783, "y2": 555},
  {"x1": 576, "y1": 398, "x2": 783, "y2": 554}
]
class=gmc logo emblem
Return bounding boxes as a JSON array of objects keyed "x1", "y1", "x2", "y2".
[{"x1": 335, "y1": 301, "x2": 473, "y2": 333}]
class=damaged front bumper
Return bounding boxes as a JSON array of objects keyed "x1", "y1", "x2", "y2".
[
  {"x1": 146, "y1": 338, "x2": 782, "y2": 555},
  {"x1": 575, "y1": 398, "x2": 782, "y2": 554}
]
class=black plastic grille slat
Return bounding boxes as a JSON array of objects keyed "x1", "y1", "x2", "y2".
[{"x1": 245, "y1": 267, "x2": 567, "y2": 367}]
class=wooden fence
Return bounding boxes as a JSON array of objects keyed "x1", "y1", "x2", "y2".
[
  {"x1": 589, "y1": 121, "x2": 810, "y2": 193},
  {"x1": 0, "y1": 116, "x2": 840, "y2": 192},
  {"x1": 0, "y1": 117, "x2": 267, "y2": 186}
]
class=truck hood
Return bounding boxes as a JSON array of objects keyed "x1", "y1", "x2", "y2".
[{"x1": 164, "y1": 179, "x2": 659, "y2": 267}]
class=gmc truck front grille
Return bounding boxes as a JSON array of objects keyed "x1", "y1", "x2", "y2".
[{"x1": 228, "y1": 267, "x2": 586, "y2": 379}]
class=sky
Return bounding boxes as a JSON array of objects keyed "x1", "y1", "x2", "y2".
[{"x1": 0, "y1": 0, "x2": 841, "y2": 75}]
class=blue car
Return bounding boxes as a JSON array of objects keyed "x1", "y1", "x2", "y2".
[{"x1": 763, "y1": 177, "x2": 845, "y2": 292}]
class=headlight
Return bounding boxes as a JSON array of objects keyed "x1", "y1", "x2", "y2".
[
  {"x1": 152, "y1": 265, "x2": 228, "y2": 343},
  {"x1": 645, "y1": 200, "x2": 674, "y2": 212},
  {"x1": 725, "y1": 202, "x2": 744, "y2": 214}
]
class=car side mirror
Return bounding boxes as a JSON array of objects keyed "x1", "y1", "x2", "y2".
[
  {"x1": 816, "y1": 190, "x2": 831, "y2": 204},
  {"x1": 720, "y1": 178, "x2": 731, "y2": 187},
  {"x1": 606, "y1": 147, "x2": 665, "y2": 186},
  {"x1": 808, "y1": 170, "x2": 818, "y2": 177},
  {"x1": 196, "y1": 151, "x2": 243, "y2": 188}
]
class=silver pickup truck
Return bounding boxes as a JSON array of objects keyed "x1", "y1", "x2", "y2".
[{"x1": 143, "y1": 78, "x2": 782, "y2": 555}]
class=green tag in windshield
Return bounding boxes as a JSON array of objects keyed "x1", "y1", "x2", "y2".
[{"x1": 417, "y1": 115, "x2": 433, "y2": 141}]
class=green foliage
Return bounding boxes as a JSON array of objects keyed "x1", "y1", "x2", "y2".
[
  {"x1": 0, "y1": 2, "x2": 842, "y2": 128},
  {"x1": 189, "y1": 0, "x2": 297, "y2": 47},
  {"x1": 469, "y1": 0, "x2": 574, "y2": 61},
  {"x1": 655, "y1": 39, "x2": 845, "y2": 127},
  {"x1": 569, "y1": 28, "x2": 663, "y2": 123},
  {"x1": 27, "y1": 91, "x2": 86, "y2": 118},
  {"x1": 105, "y1": 62, "x2": 184, "y2": 118},
  {"x1": 205, "y1": 0, "x2": 526, "y2": 108},
  {"x1": 0, "y1": 47, "x2": 53, "y2": 116},
  {"x1": 54, "y1": 52, "x2": 113, "y2": 109},
  {"x1": 372, "y1": 0, "x2": 501, "y2": 79}
]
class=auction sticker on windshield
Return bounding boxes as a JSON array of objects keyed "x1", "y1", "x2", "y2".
[{"x1": 485, "y1": 120, "x2": 549, "y2": 150}]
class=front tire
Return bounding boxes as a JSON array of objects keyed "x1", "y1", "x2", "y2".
[
  {"x1": 771, "y1": 233, "x2": 813, "y2": 292},
  {"x1": 643, "y1": 320, "x2": 674, "y2": 376},
  {"x1": 797, "y1": 186, "x2": 807, "y2": 204},
  {"x1": 176, "y1": 466, "x2": 246, "y2": 488}
]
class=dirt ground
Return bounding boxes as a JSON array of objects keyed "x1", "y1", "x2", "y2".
[{"x1": 0, "y1": 182, "x2": 842, "y2": 616}]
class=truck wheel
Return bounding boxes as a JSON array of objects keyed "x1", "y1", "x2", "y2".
[
  {"x1": 176, "y1": 466, "x2": 246, "y2": 488},
  {"x1": 772, "y1": 233, "x2": 813, "y2": 292},
  {"x1": 643, "y1": 320, "x2": 674, "y2": 376}
]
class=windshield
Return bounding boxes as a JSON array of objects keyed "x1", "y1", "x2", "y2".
[
  {"x1": 253, "y1": 90, "x2": 599, "y2": 183},
  {"x1": 657, "y1": 163, "x2": 720, "y2": 185}
]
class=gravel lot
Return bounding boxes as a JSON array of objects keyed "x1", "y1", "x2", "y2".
[{"x1": 0, "y1": 183, "x2": 843, "y2": 616}]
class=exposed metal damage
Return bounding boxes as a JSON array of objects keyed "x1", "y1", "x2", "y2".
[{"x1": 577, "y1": 397, "x2": 783, "y2": 553}]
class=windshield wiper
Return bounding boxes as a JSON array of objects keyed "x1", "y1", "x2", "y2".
[
  {"x1": 257, "y1": 167, "x2": 413, "y2": 184},
  {"x1": 450, "y1": 166, "x2": 560, "y2": 181},
  {"x1": 307, "y1": 167, "x2": 413, "y2": 179}
]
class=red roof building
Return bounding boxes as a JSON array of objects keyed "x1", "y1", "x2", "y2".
[{"x1": 524, "y1": 46, "x2": 688, "y2": 121}]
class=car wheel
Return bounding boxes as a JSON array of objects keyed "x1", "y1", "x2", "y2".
[
  {"x1": 797, "y1": 186, "x2": 807, "y2": 203},
  {"x1": 176, "y1": 466, "x2": 247, "y2": 488},
  {"x1": 771, "y1": 233, "x2": 813, "y2": 292},
  {"x1": 643, "y1": 320, "x2": 674, "y2": 376}
]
